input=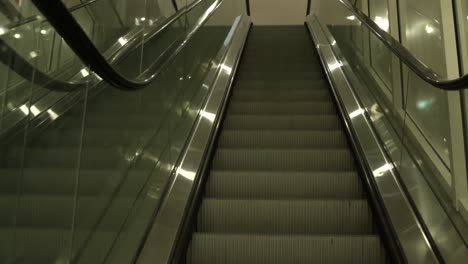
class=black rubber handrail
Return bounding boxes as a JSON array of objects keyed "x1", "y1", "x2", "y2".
[
  {"x1": 172, "y1": 0, "x2": 179, "y2": 11},
  {"x1": 30, "y1": 0, "x2": 203, "y2": 91},
  {"x1": 337, "y1": 0, "x2": 466, "y2": 90},
  {"x1": 245, "y1": 0, "x2": 250, "y2": 16},
  {"x1": 31, "y1": 0, "x2": 148, "y2": 90}
]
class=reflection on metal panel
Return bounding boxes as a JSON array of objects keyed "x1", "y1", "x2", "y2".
[
  {"x1": 137, "y1": 14, "x2": 251, "y2": 264},
  {"x1": 307, "y1": 15, "x2": 439, "y2": 264}
]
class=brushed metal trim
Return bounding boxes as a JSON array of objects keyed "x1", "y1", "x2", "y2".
[
  {"x1": 306, "y1": 15, "x2": 440, "y2": 264},
  {"x1": 136, "y1": 15, "x2": 251, "y2": 264}
]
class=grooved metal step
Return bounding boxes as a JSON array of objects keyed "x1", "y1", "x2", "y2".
[
  {"x1": 212, "y1": 149, "x2": 355, "y2": 171},
  {"x1": 198, "y1": 199, "x2": 374, "y2": 234},
  {"x1": 218, "y1": 130, "x2": 347, "y2": 148},
  {"x1": 228, "y1": 102, "x2": 336, "y2": 115},
  {"x1": 205, "y1": 171, "x2": 364, "y2": 199},
  {"x1": 234, "y1": 79, "x2": 327, "y2": 90},
  {"x1": 231, "y1": 89, "x2": 331, "y2": 101},
  {"x1": 223, "y1": 115, "x2": 341, "y2": 130},
  {"x1": 188, "y1": 233, "x2": 387, "y2": 264}
]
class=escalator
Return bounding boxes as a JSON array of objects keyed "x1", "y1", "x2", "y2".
[
  {"x1": 185, "y1": 25, "x2": 388, "y2": 263},
  {"x1": 4, "y1": 0, "x2": 468, "y2": 263}
]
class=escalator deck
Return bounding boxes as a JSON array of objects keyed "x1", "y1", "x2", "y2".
[{"x1": 186, "y1": 25, "x2": 388, "y2": 263}]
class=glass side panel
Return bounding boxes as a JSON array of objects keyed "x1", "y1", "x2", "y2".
[
  {"x1": 368, "y1": 0, "x2": 392, "y2": 91},
  {"x1": 104, "y1": 0, "x2": 245, "y2": 262},
  {"x1": 311, "y1": 0, "x2": 468, "y2": 262},
  {"x1": 399, "y1": 0, "x2": 451, "y2": 167},
  {"x1": 2, "y1": 0, "x2": 243, "y2": 263}
]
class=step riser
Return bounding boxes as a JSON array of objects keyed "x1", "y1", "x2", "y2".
[
  {"x1": 227, "y1": 103, "x2": 336, "y2": 116},
  {"x1": 189, "y1": 234, "x2": 387, "y2": 264},
  {"x1": 218, "y1": 131, "x2": 347, "y2": 148},
  {"x1": 205, "y1": 172, "x2": 364, "y2": 199},
  {"x1": 198, "y1": 200, "x2": 375, "y2": 234},
  {"x1": 212, "y1": 150, "x2": 355, "y2": 171},
  {"x1": 223, "y1": 115, "x2": 342, "y2": 130}
]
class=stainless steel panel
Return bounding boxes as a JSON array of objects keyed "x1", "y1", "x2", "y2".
[
  {"x1": 306, "y1": 15, "x2": 439, "y2": 264},
  {"x1": 136, "y1": 15, "x2": 251, "y2": 264}
]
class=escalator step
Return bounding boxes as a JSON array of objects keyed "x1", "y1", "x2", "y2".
[
  {"x1": 205, "y1": 171, "x2": 364, "y2": 199},
  {"x1": 231, "y1": 90, "x2": 331, "y2": 101},
  {"x1": 223, "y1": 115, "x2": 341, "y2": 130},
  {"x1": 218, "y1": 130, "x2": 347, "y2": 148},
  {"x1": 212, "y1": 149, "x2": 355, "y2": 171},
  {"x1": 234, "y1": 79, "x2": 327, "y2": 90},
  {"x1": 237, "y1": 71, "x2": 323, "y2": 80},
  {"x1": 228, "y1": 102, "x2": 336, "y2": 115},
  {"x1": 188, "y1": 233, "x2": 386, "y2": 264},
  {"x1": 198, "y1": 199, "x2": 374, "y2": 234}
]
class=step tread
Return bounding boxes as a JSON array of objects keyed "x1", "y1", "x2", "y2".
[
  {"x1": 198, "y1": 199, "x2": 374, "y2": 234},
  {"x1": 205, "y1": 171, "x2": 364, "y2": 199},
  {"x1": 189, "y1": 233, "x2": 387, "y2": 264},
  {"x1": 212, "y1": 149, "x2": 355, "y2": 171}
]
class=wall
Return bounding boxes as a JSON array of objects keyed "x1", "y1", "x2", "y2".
[{"x1": 250, "y1": 0, "x2": 307, "y2": 25}]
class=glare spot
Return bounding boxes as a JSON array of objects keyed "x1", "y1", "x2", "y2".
[
  {"x1": 29, "y1": 51, "x2": 38, "y2": 58},
  {"x1": 220, "y1": 64, "x2": 232, "y2": 74},
  {"x1": 40, "y1": 29, "x2": 47, "y2": 35},
  {"x1": 80, "y1": 68, "x2": 90, "y2": 77},
  {"x1": 425, "y1": 25, "x2": 434, "y2": 34},
  {"x1": 200, "y1": 110, "x2": 215, "y2": 122},
  {"x1": 349, "y1": 108, "x2": 365, "y2": 119},
  {"x1": 328, "y1": 62, "x2": 343, "y2": 71},
  {"x1": 30, "y1": 105, "x2": 40, "y2": 116},
  {"x1": 346, "y1": 16, "x2": 356, "y2": 21},
  {"x1": 177, "y1": 167, "x2": 196, "y2": 180},
  {"x1": 118, "y1": 37, "x2": 128, "y2": 46},
  {"x1": 417, "y1": 100, "x2": 431, "y2": 109},
  {"x1": 373, "y1": 163, "x2": 394, "y2": 177},
  {"x1": 47, "y1": 109, "x2": 58, "y2": 120},
  {"x1": 19, "y1": 104, "x2": 29, "y2": 115},
  {"x1": 374, "y1": 16, "x2": 389, "y2": 31},
  {"x1": 0, "y1": 27, "x2": 8, "y2": 36},
  {"x1": 13, "y1": 33, "x2": 21, "y2": 39}
]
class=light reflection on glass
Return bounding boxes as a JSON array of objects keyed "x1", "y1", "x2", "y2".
[
  {"x1": 118, "y1": 37, "x2": 128, "y2": 46},
  {"x1": 30, "y1": 105, "x2": 40, "y2": 116},
  {"x1": 19, "y1": 104, "x2": 29, "y2": 115},
  {"x1": 0, "y1": 27, "x2": 8, "y2": 35},
  {"x1": 47, "y1": 109, "x2": 59, "y2": 120},
  {"x1": 374, "y1": 16, "x2": 389, "y2": 31},
  {"x1": 80, "y1": 68, "x2": 90, "y2": 77},
  {"x1": 425, "y1": 24, "x2": 434, "y2": 34}
]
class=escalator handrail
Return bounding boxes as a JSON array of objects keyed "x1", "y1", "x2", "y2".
[
  {"x1": 30, "y1": 0, "x2": 203, "y2": 91},
  {"x1": 334, "y1": 0, "x2": 467, "y2": 90}
]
